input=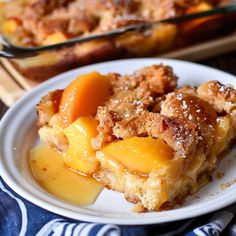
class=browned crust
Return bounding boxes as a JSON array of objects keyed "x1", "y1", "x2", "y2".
[
  {"x1": 36, "y1": 89, "x2": 63, "y2": 127},
  {"x1": 113, "y1": 111, "x2": 198, "y2": 157},
  {"x1": 197, "y1": 80, "x2": 236, "y2": 112},
  {"x1": 92, "y1": 64, "x2": 178, "y2": 149}
]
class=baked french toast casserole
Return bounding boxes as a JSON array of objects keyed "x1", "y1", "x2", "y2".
[
  {"x1": 36, "y1": 63, "x2": 236, "y2": 212},
  {"x1": 1, "y1": 0, "x2": 233, "y2": 81}
]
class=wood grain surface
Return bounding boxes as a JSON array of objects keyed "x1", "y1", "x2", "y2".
[{"x1": 0, "y1": 51, "x2": 236, "y2": 119}]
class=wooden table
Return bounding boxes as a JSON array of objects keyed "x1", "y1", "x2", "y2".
[{"x1": 0, "y1": 51, "x2": 236, "y2": 119}]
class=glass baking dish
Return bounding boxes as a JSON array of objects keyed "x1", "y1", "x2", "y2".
[{"x1": 0, "y1": 0, "x2": 236, "y2": 81}]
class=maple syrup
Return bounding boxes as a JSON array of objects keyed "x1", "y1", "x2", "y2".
[{"x1": 29, "y1": 145, "x2": 103, "y2": 205}]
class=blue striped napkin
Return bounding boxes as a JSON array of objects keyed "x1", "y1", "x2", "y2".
[{"x1": 1, "y1": 177, "x2": 236, "y2": 236}]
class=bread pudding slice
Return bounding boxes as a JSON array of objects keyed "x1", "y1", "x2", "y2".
[{"x1": 36, "y1": 64, "x2": 236, "y2": 212}]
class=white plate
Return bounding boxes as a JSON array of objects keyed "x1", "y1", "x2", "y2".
[{"x1": 1, "y1": 58, "x2": 236, "y2": 225}]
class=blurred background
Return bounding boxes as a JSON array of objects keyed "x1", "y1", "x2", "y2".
[{"x1": 0, "y1": 0, "x2": 236, "y2": 107}]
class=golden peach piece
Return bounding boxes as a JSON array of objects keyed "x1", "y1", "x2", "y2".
[
  {"x1": 101, "y1": 136, "x2": 174, "y2": 174},
  {"x1": 63, "y1": 116, "x2": 99, "y2": 175}
]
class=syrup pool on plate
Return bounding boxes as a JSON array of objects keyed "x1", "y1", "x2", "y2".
[{"x1": 29, "y1": 145, "x2": 104, "y2": 205}]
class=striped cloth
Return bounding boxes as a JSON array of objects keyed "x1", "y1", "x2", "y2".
[{"x1": 1, "y1": 177, "x2": 236, "y2": 236}]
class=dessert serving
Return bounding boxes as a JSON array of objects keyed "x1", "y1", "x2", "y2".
[
  {"x1": 34, "y1": 63, "x2": 236, "y2": 212},
  {"x1": 0, "y1": 0, "x2": 235, "y2": 81}
]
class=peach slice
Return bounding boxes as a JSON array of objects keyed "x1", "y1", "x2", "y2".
[
  {"x1": 101, "y1": 136, "x2": 174, "y2": 174},
  {"x1": 2, "y1": 18, "x2": 20, "y2": 34},
  {"x1": 43, "y1": 32, "x2": 68, "y2": 45},
  {"x1": 59, "y1": 72, "x2": 111, "y2": 126},
  {"x1": 63, "y1": 116, "x2": 99, "y2": 175},
  {"x1": 181, "y1": 2, "x2": 219, "y2": 32}
]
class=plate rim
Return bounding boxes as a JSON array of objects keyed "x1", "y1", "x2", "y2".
[{"x1": 1, "y1": 58, "x2": 236, "y2": 225}]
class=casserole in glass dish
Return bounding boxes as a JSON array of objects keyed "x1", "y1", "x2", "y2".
[{"x1": 0, "y1": 0, "x2": 236, "y2": 81}]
